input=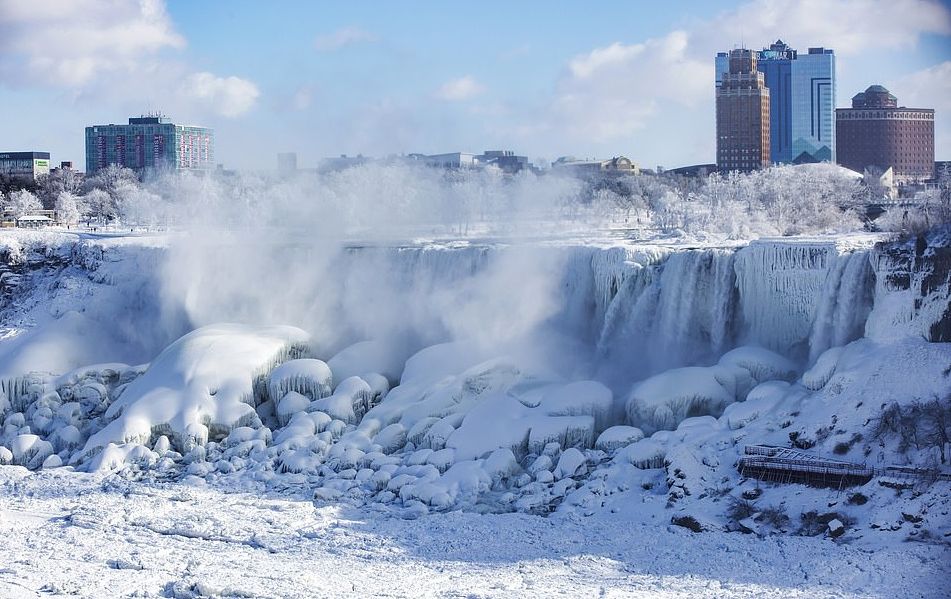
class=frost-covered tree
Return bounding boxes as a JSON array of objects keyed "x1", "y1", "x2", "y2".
[
  {"x1": 36, "y1": 168, "x2": 83, "y2": 209},
  {"x1": 4, "y1": 189, "x2": 43, "y2": 218},
  {"x1": 116, "y1": 185, "x2": 164, "y2": 226},
  {"x1": 83, "y1": 188, "x2": 115, "y2": 224},
  {"x1": 84, "y1": 164, "x2": 139, "y2": 197},
  {"x1": 54, "y1": 191, "x2": 82, "y2": 225}
]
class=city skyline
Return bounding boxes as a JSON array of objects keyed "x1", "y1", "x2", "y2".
[{"x1": 1, "y1": 0, "x2": 949, "y2": 170}]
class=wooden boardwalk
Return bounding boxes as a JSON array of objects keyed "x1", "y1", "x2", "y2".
[{"x1": 738, "y1": 445, "x2": 951, "y2": 489}]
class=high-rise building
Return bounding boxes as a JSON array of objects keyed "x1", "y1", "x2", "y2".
[
  {"x1": 0, "y1": 151, "x2": 51, "y2": 182},
  {"x1": 84, "y1": 115, "x2": 214, "y2": 176},
  {"x1": 716, "y1": 41, "x2": 835, "y2": 164},
  {"x1": 716, "y1": 49, "x2": 770, "y2": 172},
  {"x1": 836, "y1": 85, "x2": 935, "y2": 183}
]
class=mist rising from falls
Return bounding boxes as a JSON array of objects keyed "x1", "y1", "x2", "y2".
[{"x1": 156, "y1": 236, "x2": 879, "y2": 398}]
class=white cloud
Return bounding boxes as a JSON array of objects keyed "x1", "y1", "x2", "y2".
[
  {"x1": 892, "y1": 61, "x2": 951, "y2": 157},
  {"x1": 314, "y1": 26, "x2": 377, "y2": 51},
  {"x1": 181, "y1": 72, "x2": 261, "y2": 118},
  {"x1": 436, "y1": 76, "x2": 486, "y2": 101},
  {"x1": 0, "y1": 0, "x2": 262, "y2": 119},
  {"x1": 545, "y1": 31, "x2": 709, "y2": 143},
  {"x1": 892, "y1": 61, "x2": 951, "y2": 110},
  {"x1": 0, "y1": 0, "x2": 185, "y2": 86},
  {"x1": 695, "y1": 0, "x2": 951, "y2": 56}
]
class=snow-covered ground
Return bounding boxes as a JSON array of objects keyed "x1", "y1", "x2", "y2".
[{"x1": 2, "y1": 467, "x2": 946, "y2": 599}]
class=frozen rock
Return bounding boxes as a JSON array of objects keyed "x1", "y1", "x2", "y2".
[
  {"x1": 828, "y1": 518, "x2": 845, "y2": 538},
  {"x1": 447, "y1": 393, "x2": 532, "y2": 460},
  {"x1": 276, "y1": 391, "x2": 311, "y2": 427},
  {"x1": 311, "y1": 376, "x2": 373, "y2": 424},
  {"x1": 420, "y1": 415, "x2": 462, "y2": 451},
  {"x1": 718, "y1": 346, "x2": 798, "y2": 384},
  {"x1": 616, "y1": 438, "x2": 666, "y2": 469},
  {"x1": 56, "y1": 402, "x2": 82, "y2": 427},
  {"x1": 722, "y1": 381, "x2": 789, "y2": 430},
  {"x1": 626, "y1": 366, "x2": 737, "y2": 435},
  {"x1": 10, "y1": 434, "x2": 54, "y2": 469},
  {"x1": 553, "y1": 447, "x2": 586, "y2": 479},
  {"x1": 52, "y1": 425, "x2": 82, "y2": 451},
  {"x1": 533, "y1": 381, "x2": 613, "y2": 431},
  {"x1": 79, "y1": 324, "x2": 310, "y2": 461},
  {"x1": 595, "y1": 426, "x2": 645, "y2": 452},
  {"x1": 373, "y1": 423, "x2": 407, "y2": 454},
  {"x1": 528, "y1": 454, "x2": 553, "y2": 474},
  {"x1": 74, "y1": 382, "x2": 108, "y2": 413},
  {"x1": 268, "y1": 359, "x2": 332, "y2": 405},
  {"x1": 426, "y1": 448, "x2": 456, "y2": 472},
  {"x1": 802, "y1": 346, "x2": 845, "y2": 390},
  {"x1": 527, "y1": 416, "x2": 594, "y2": 455},
  {"x1": 153, "y1": 435, "x2": 171, "y2": 455},
  {"x1": 274, "y1": 412, "x2": 317, "y2": 446},
  {"x1": 483, "y1": 448, "x2": 519, "y2": 483},
  {"x1": 361, "y1": 373, "x2": 390, "y2": 404},
  {"x1": 406, "y1": 417, "x2": 440, "y2": 447}
]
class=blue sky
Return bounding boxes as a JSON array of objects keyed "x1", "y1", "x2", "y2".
[{"x1": 1, "y1": 0, "x2": 949, "y2": 170}]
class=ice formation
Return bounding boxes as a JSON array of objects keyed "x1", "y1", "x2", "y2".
[
  {"x1": 79, "y1": 324, "x2": 310, "y2": 459},
  {"x1": 267, "y1": 359, "x2": 333, "y2": 406},
  {"x1": 625, "y1": 346, "x2": 797, "y2": 434},
  {"x1": 2, "y1": 231, "x2": 950, "y2": 527},
  {"x1": 595, "y1": 425, "x2": 645, "y2": 452}
]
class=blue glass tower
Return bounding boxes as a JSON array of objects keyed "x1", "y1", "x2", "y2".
[{"x1": 715, "y1": 41, "x2": 835, "y2": 165}]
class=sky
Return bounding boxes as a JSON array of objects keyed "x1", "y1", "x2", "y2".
[{"x1": 1, "y1": 0, "x2": 949, "y2": 171}]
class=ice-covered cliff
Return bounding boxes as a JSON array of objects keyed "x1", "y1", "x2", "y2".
[{"x1": 2, "y1": 231, "x2": 948, "y2": 385}]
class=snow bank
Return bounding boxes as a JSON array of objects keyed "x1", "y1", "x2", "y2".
[
  {"x1": 595, "y1": 426, "x2": 645, "y2": 452},
  {"x1": 626, "y1": 346, "x2": 798, "y2": 434},
  {"x1": 79, "y1": 324, "x2": 310, "y2": 461},
  {"x1": 328, "y1": 340, "x2": 410, "y2": 385}
]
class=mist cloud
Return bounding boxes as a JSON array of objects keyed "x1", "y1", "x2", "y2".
[
  {"x1": 182, "y1": 72, "x2": 261, "y2": 118},
  {"x1": 314, "y1": 26, "x2": 377, "y2": 51},
  {"x1": 436, "y1": 76, "x2": 486, "y2": 101}
]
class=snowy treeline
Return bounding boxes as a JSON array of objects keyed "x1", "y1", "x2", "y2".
[
  {"x1": 0, "y1": 165, "x2": 161, "y2": 226},
  {"x1": 2, "y1": 162, "x2": 949, "y2": 238}
]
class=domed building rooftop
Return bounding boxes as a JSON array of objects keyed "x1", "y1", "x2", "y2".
[{"x1": 851, "y1": 85, "x2": 898, "y2": 108}]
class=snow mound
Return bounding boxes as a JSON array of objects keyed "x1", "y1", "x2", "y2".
[
  {"x1": 802, "y1": 346, "x2": 845, "y2": 390},
  {"x1": 626, "y1": 346, "x2": 798, "y2": 434},
  {"x1": 311, "y1": 376, "x2": 374, "y2": 424},
  {"x1": 717, "y1": 346, "x2": 798, "y2": 384},
  {"x1": 616, "y1": 438, "x2": 666, "y2": 469},
  {"x1": 328, "y1": 340, "x2": 410, "y2": 385},
  {"x1": 78, "y1": 324, "x2": 310, "y2": 463},
  {"x1": 595, "y1": 425, "x2": 645, "y2": 452},
  {"x1": 626, "y1": 366, "x2": 736, "y2": 435},
  {"x1": 721, "y1": 381, "x2": 789, "y2": 430}
]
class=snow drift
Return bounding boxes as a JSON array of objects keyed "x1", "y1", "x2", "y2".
[{"x1": 79, "y1": 324, "x2": 310, "y2": 459}]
